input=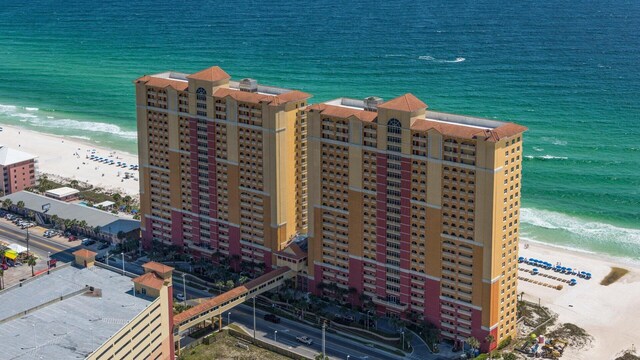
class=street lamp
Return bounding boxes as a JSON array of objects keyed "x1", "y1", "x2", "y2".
[
  {"x1": 347, "y1": 356, "x2": 350, "y2": 360},
  {"x1": 47, "y1": 251, "x2": 50, "y2": 274},
  {"x1": 227, "y1": 312, "x2": 231, "y2": 326},
  {"x1": 182, "y1": 273, "x2": 187, "y2": 305},
  {"x1": 401, "y1": 330, "x2": 405, "y2": 351},
  {"x1": 121, "y1": 252, "x2": 125, "y2": 275},
  {"x1": 322, "y1": 321, "x2": 326, "y2": 359},
  {"x1": 274, "y1": 330, "x2": 278, "y2": 343}
]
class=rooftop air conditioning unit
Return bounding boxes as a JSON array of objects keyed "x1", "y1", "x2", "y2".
[
  {"x1": 239, "y1": 78, "x2": 258, "y2": 93},
  {"x1": 364, "y1": 96, "x2": 383, "y2": 111}
]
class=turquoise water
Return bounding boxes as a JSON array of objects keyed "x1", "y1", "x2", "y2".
[{"x1": 1, "y1": 0, "x2": 639, "y2": 259}]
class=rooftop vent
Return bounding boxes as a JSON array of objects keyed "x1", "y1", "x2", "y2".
[
  {"x1": 364, "y1": 96, "x2": 383, "y2": 111},
  {"x1": 239, "y1": 78, "x2": 258, "y2": 93}
]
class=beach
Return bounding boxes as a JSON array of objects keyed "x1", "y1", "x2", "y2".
[
  {"x1": 519, "y1": 239, "x2": 640, "y2": 359},
  {"x1": 0, "y1": 125, "x2": 140, "y2": 197}
]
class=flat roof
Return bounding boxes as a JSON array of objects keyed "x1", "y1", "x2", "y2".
[
  {"x1": 0, "y1": 145, "x2": 37, "y2": 166},
  {"x1": 45, "y1": 186, "x2": 80, "y2": 197},
  {"x1": 0, "y1": 264, "x2": 153, "y2": 359},
  {"x1": 95, "y1": 200, "x2": 115, "y2": 207},
  {"x1": 1, "y1": 191, "x2": 139, "y2": 235}
]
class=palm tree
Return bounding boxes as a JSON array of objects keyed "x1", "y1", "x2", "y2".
[
  {"x1": 2, "y1": 199, "x2": 12, "y2": 210},
  {"x1": 0, "y1": 268, "x2": 4, "y2": 290},
  {"x1": 27, "y1": 256, "x2": 37, "y2": 277},
  {"x1": 466, "y1": 336, "x2": 480, "y2": 351},
  {"x1": 70, "y1": 180, "x2": 79, "y2": 189},
  {"x1": 16, "y1": 201, "x2": 25, "y2": 211}
]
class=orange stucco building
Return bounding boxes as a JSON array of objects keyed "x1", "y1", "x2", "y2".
[
  {"x1": 135, "y1": 67, "x2": 309, "y2": 272},
  {"x1": 135, "y1": 66, "x2": 526, "y2": 351}
]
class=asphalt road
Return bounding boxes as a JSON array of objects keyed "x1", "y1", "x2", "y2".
[{"x1": 0, "y1": 222, "x2": 75, "y2": 263}]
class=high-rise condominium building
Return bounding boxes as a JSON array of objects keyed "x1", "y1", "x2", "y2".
[
  {"x1": 135, "y1": 66, "x2": 310, "y2": 271},
  {"x1": 135, "y1": 66, "x2": 527, "y2": 351},
  {"x1": 306, "y1": 95, "x2": 526, "y2": 350}
]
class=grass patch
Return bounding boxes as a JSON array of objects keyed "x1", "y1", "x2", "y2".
[
  {"x1": 601, "y1": 267, "x2": 629, "y2": 286},
  {"x1": 180, "y1": 330, "x2": 289, "y2": 360}
]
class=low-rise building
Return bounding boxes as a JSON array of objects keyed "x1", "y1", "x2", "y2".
[
  {"x1": 45, "y1": 186, "x2": 80, "y2": 202},
  {"x1": 0, "y1": 250, "x2": 174, "y2": 359},
  {"x1": 0, "y1": 145, "x2": 37, "y2": 195},
  {"x1": 0, "y1": 191, "x2": 139, "y2": 242}
]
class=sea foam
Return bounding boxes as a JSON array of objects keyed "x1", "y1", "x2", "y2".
[
  {"x1": 520, "y1": 207, "x2": 640, "y2": 257},
  {"x1": 0, "y1": 103, "x2": 137, "y2": 140}
]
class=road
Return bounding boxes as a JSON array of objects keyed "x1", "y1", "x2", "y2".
[
  {"x1": 178, "y1": 283, "x2": 401, "y2": 360},
  {"x1": 0, "y1": 222, "x2": 432, "y2": 360},
  {"x1": 0, "y1": 221, "x2": 75, "y2": 262}
]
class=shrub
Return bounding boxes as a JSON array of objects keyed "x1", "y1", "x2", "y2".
[
  {"x1": 502, "y1": 353, "x2": 517, "y2": 360},
  {"x1": 473, "y1": 354, "x2": 489, "y2": 360},
  {"x1": 497, "y1": 335, "x2": 512, "y2": 350}
]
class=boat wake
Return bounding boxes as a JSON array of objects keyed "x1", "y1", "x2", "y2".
[
  {"x1": 524, "y1": 155, "x2": 568, "y2": 160},
  {"x1": 418, "y1": 55, "x2": 466, "y2": 63}
]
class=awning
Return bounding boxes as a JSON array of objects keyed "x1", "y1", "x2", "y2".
[
  {"x1": 8, "y1": 244, "x2": 28, "y2": 253},
  {"x1": 4, "y1": 249, "x2": 18, "y2": 260}
]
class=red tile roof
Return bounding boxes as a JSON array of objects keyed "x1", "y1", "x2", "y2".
[
  {"x1": 132, "y1": 272, "x2": 164, "y2": 290},
  {"x1": 378, "y1": 93, "x2": 427, "y2": 112},
  {"x1": 307, "y1": 103, "x2": 378, "y2": 122},
  {"x1": 411, "y1": 119, "x2": 528, "y2": 142},
  {"x1": 187, "y1": 66, "x2": 231, "y2": 82},
  {"x1": 72, "y1": 249, "x2": 97, "y2": 258},
  {"x1": 276, "y1": 243, "x2": 307, "y2": 260},
  {"x1": 135, "y1": 75, "x2": 189, "y2": 91},
  {"x1": 142, "y1": 262, "x2": 174, "y2": 275},
  {"x1": 213, "y1": 88, "x2": 310, "y2": 106}
]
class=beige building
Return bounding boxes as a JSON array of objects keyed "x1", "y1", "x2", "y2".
[
  {"x1": 306, "y1": 94, "x2": 526, "y2": 351},
  {"x1": 135, "y1": 66, "x2": 310, "y2": 272},
  {"x1": 0, "y1": 250, "x2": 174, "y2": 359}
]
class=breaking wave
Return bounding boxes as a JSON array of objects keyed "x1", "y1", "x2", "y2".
[{"x1": 0, "y1": 103, "x2": 137, "y2": 140}]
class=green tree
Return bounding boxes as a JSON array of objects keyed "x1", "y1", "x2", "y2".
[
  {"x1": 225, "y1": 280, "x2": 235, "y2": 289},
  {"x1": 315, "y1": 354, "x2": 329, "y2": 360},
  {"x1": 485, "y1": 334, "x2": 496, "y2": 348},
  {"x1": 70, "y1": 179, "x2": 79, "y2": 188},
  {"x1": 16, "y1": 201, "x2": 25, "y2": 210},
  {"x1": 27, "y1": 256, "x2": 37, "y2": 277},
  {"x1": 502, "y1": 353, "x2": 517, "y2": 360},
  {"x1": 112, "y1": 193, "x2": 122, "y2": 203},
  {"x1": 467, "y1": 336, "x2": 481, "y2": 351},
  {"x1": 2, "y1": 199, "x2": 12, "y2": 210}
]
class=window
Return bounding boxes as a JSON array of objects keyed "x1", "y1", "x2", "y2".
[{"x1": 196, "y1": 87, "x2": 207, "y2": 101}]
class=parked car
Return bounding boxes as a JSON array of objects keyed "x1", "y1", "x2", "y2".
[
  {"x1": 296, "y1": 336, "x2": 313, "y2": 345},
  {"x1": 68, "y1": 235, "x2": 77, "y2": 242},
  {"x1": 98, "y1": 243, "x2": 110, "y2": 250},
  {"x1": 82, "y1": 238, "x2": 96, "y2": 246},
  {"x1": 263, "y1": 314, "x2": 281, "y2": 323},
  {"x1": 175, "y1": 293, "x2": 185, "y2": 301}
]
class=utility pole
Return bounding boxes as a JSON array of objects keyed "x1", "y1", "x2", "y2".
[
  {"x1": 322, "y1": 321, "x2": 326, "y2": 359},
  {"x1": 253, "y1": 297, "x2": 256, "y2": 339},
  {"x1": 26, "y1": 227, "x2": 30, "y2": 255},
  {"x1": 47, "y1": 251, "x2": 50, "y2": 274},
  {"x1": 182, "y1": 273, "x2": 187, "y2": 305}
]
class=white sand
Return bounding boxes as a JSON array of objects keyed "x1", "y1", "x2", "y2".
[
  {"x1": 0, "y1": 125, "x2": 140, "y2": 197},
  {"x1": 519, "y1": 240, "x2": 640, "y2": 359}
]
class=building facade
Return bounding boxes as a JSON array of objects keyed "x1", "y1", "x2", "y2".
[
  {"x1": 135, "y1": 67, "x2": 310, "y2": 271},
  {"x1": 135, "y1": 66, "x2": 527, "y2": 351},
  {"x1": 306, "y1": 95, "x2": 526, "y2": 350},
  {"x1": 0, "y1": 146, "x2": 37, "y2": 195}
]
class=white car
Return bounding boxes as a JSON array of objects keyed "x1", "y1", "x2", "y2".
[
  {"x1": 176, "y1": 293, "x2": 185, "y2": 301},
  {"x1": 296, "y1": 336, "x2": 313, "y2": 345}
]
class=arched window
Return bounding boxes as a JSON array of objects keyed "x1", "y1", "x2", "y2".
[
  {"x1": 388, "y1": 118, "x2": 402, "y2": 134},
  {"x1": 196, "y1": 87, "x2": 207, "y2": 101}
]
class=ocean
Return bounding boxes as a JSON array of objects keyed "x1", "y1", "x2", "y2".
[{"x1": 0, "y1": 0, "x2": 638, "y2": 259}]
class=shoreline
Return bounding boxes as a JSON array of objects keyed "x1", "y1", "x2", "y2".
[
  {"x1": 0, "y1": 124, "x2": 140, "y2": 198},
  {"x1": 519, "y1": 239, "x2": 640, "y2": 359}
]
